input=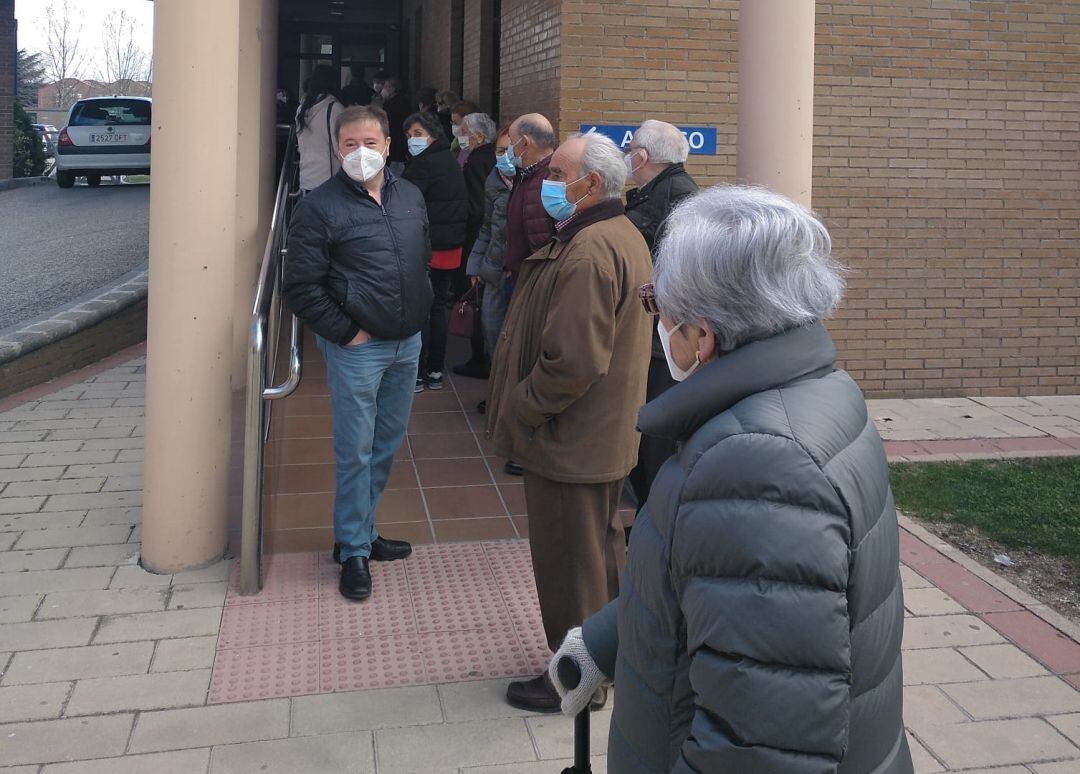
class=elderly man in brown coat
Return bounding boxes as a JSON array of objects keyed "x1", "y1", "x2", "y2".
[{"x1": 486, "y1": 131, "x2": 653, "y2": 712}]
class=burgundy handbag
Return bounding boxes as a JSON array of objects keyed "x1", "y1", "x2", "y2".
[{"x1": 448, "y1": 286, "x2": 480, "y2": 339}]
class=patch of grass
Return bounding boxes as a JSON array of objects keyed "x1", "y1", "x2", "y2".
[{"x1": 889, "y1": 457, "x2": 1080, "y2": 570}]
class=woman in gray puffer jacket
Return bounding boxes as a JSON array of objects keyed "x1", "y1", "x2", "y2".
[{"x1": 549, "y1": 186, "x2": 913, "y2": 774}]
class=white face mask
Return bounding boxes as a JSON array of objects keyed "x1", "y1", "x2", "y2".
[
  {"x1": 624, "y1": 149, "x2": 644, "y2": 177},
  {"x1": 459, "y1": 134, "x2": 471, "y2": 150},
  {"x1": 340, "y1": 145, "x2": 385, "y2": 183},
  {"x1": 658, "y1": 319, "x2": 700, "y2": 382}
]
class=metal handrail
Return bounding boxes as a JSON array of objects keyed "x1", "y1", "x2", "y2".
[{"x1": 240, "y1": 129, "x2": 303, "y2": 595}]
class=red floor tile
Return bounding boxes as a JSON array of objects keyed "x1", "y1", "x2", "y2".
[
  {"x1": 912, "y1": 559, "x2": 1022, "y2": 614},
  {"x1": 991, "y1": 436, "x2": 1071, "y2": 452},
  {"x1": 899, "y1": 529, "x2": 954, "y2": 568},
  {"x1": 320, "y1": 635, "x2": 428, "y2": 693},
  {"x1": 980, "y1": 610, "x2": 1080, "y2": 675},
  {"x1": 208, "y1": 642, "x2": 321, "y2": 703},
  {"x1": 218, "y1": 598, "x2": 321, "y2": 649}
]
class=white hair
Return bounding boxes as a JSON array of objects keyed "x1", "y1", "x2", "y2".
[
  {"x1": 633, "y1": 120, "x2": 690, "y2": 164},
  {"x1": 572, "y1": 132, "x2": 627, "y2": 199},
  {"x1": 462, "y1": 112, "x2": 496, "y2": 143},
  {"x1": 654, "y1": 185, "x2": 845, "y2": 351}
]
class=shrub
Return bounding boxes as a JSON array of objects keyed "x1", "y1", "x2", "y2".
[{"x1": 12, "y1": 101, "x2": 47, "y2": 178}]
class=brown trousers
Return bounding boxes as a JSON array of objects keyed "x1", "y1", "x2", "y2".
[{"x1": 523, "y1": 472, "x2": 626, "y2": 652}]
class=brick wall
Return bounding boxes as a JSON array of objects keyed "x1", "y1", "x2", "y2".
[
  {"x1": 499, "y1": 0, "x2": 561, "y2": 127},
  {"x1": 814, "y1": 1, "x2": 1079, "y2": 397},
  {"x1": 555, "y1": 0, "x2": 1078, "y2": 397},
  {"x1": 0, "y1": 0, "x2": 15, "y2": 180}
]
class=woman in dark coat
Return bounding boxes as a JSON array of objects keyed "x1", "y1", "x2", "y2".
[
  {"x1": 402, "y1": 111, "x2": 467, "y2": 392},
  {"x1": 548, "y1": 185, "x2": 914, "y2": 774}
]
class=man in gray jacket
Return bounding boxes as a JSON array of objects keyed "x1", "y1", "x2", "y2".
[{"x1": 548, "y1": 186, "x2": 913, "y2": 774}]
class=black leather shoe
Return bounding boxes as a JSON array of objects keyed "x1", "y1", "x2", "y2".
[
  {"x1": 503, "y1": 460, "x2": 524, "y2": 477},
  {"x1": 339, "y1": 556, "x2": 371, "y2": 601},
  {"x1": 370, "y1": 535, "x2": 412, "y2": 562},
  {"x1": 506, "y1": 673, "x2": 561, "y2": 713},
  {"x1": 477, "y1": 400, "x2": 487, "y2": 415}
]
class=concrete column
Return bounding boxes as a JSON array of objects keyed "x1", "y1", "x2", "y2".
[
  {"x1": 142, "y1": 0, "x2": 277, "y2": 573},
  {"x1": 736, "y1": 0, "x2": 815, "y2": 206}
]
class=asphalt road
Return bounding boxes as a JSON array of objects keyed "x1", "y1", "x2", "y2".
[{"x1": 0, "y1": 181, "x2": 150, "y2": 332}]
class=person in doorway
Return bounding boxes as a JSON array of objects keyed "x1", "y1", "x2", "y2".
[
  {"x1": 370, "y1": 70, "x2": 389, "y2": 108},
  {"x1": 465, "y1": 125, "x2": 514, "y2": 381},
  {"x1": 402, "y1": 111, "x2": 468, "y2": 393},
  {"x1": 295, "y1": 65, "x2": 345, "y2": 194},
  {"x1": 450, "y1": 100, "x2": 480, "y2": 166},
  {"x1": 283, "y1": 106, "x2": 433, "y2": 602},
  {"x1": 379, "y1": 76, "x2": 412, "y2": 171},
  {"x1": 340, "y1": 63, "x2": 375, "y2": 107},
  {"x1": 416, "y1": 87, "x2": 438, "y2": 116},
  {"x1": 623, "y1": 120, "x2": 699, "y2": 513},
  {"x1": 453, "y1": 111, "x2": 500, "y2": 380},
  {"x1": 486, "y1": 132, "x2": 652, "y2": 712},
  {"x1": 435, "y1": 89, "x2": 458, "y2": 144},
  {"x1": 547, "y1": 185, "x2": 912, "y2": 774}
]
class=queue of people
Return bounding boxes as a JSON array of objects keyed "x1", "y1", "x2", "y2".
[{"x1": 283, "y1": 75, "x2": 912, "y2": 773}]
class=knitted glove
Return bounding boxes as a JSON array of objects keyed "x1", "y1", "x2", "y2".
[{"x1": 548, "y1": 627, "x2": 608, "y2": 717}]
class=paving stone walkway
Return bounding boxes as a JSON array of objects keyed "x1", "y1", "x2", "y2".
[{"x1": 0, "y1": 348, "x2": 1078, "y2": 772}]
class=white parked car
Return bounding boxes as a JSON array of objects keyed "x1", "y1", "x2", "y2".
[{"x1": 55, "y1": 96, "x2": 152, "y2": 188}]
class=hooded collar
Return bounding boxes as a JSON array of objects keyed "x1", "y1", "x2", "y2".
[
  {"x1": 637, "y1": 323, "x2": 838, "y2": 441},
  {"x1": 554, "y1": 198, "x2": 626, "y2": 243}
]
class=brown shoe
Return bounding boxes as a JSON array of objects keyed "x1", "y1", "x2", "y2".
[{"x1": 506, "y1": 673, "x2": 561, "y2": 713}]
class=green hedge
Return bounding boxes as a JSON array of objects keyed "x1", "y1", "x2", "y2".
[{"x1": 12, "y1": 101, "x2": 47, "y2": 178}]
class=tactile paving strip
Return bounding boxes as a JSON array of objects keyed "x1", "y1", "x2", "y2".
[
  {"x1": 208, "y1": 641, "x2": 321, "y2": 703},
  {"x1": 320, "y1": 635, "x2": 428, "y2": 693},
  {"x1": 226, "y1": 551, "x2": 319, "y2": 605},
  {"x1": 210, "y1": 540, "x2": 559, "y2": 703}
]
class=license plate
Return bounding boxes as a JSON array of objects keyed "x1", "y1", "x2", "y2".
[{"x1": 90, "y1": 133, "x2": 128, "y2": 143}]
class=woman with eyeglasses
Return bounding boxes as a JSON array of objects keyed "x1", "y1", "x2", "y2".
[{"x1": 547, "y1": 185, "x2": 913, "y2": 774}]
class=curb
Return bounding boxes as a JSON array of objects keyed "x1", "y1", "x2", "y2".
[
  {"x1": 899, "y1": 514, "x2": 1080, "y2": 644},
  {"x1": 0, "y1": 176, "x2": 51, "y2": 192},
  {"x1": 0, "y1": 268, "x2": 149, "y2": 365}
]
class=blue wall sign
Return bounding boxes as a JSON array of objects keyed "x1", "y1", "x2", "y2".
[{"x1": 579, "y1": 124, "x2": 718, "y2": 156}]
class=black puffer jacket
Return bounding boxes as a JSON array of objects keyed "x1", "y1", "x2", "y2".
[
  {"x1": 626, "y1": 164, "x2": 700, "y2": 358},
  {"x1": 284, "y1": 169, "x2": 434, "y2": 344},
  {"x1": 402, "y1": 137, "x2": 468, "y2": 251},
  {"x1": 625, "y1": 163, "x2": 699, "y2": 253},
  {"x1": 583, "y1": 323, "x2": 912, "y2": 774}
]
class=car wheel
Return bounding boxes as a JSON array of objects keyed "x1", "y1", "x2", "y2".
[
  {"x1": 56, "y1": 170, "x2": 76, "y2": 188},
  {"x1": 87, "y1": 174, "x2": 102, "y2": 187}
]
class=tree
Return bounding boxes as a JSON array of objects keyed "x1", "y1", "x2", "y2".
[
  {"x1": 41, "y1": 0, "x2": 87, "y2": 109},
  {"x1": 13, "y1": 103, "x2": 48, "y2": 178},
  {"x1": 101, "y1": 9, "x2": 151, "y2": 95},
  {"x1": 16, "y1": 49, "x2": 47, "y2": 108}
]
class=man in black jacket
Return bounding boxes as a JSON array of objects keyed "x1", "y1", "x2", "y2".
[
  {"x1": 284, "y1": 105, "x2": 433, "y2": 602},
  {"x1": 623, "y1": 120, "x2": 700, "y2": 511}
]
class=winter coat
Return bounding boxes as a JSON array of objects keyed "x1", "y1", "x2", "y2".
[
  {"x1": 466, "y1": 168, "x2": 513, "y2": 286},
  {"x1": 581, "y1": 323, "x2": 913, "y2": 774},
  {"x1": 502, "y1": 154, "x2": 555, "y2": 277},
  {"x1": 486, "y1": 200, "x2": 653, "y2": 483},
  {"x1": 402, "y1": 136, "x2": 468, "y2": 251},
  {"x1": 295, "y1": 95, "x2": 344, "y2": 192},
  {"x1": 464, "y1": 142, "x2": 498, "y2": 238},
  {"x1": 625, "y1": 163, "x2": 699, "y2": 358},
  {"x1": 284, "y1": 169, "x2": 434, "y2": 344}
]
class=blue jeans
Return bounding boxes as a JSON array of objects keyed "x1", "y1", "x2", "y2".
[{"x1": 317, "y1": 332, "x2": 421, "y2": 562}]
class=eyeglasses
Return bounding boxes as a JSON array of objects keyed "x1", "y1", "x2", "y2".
[{"x1": 638, "y1": 283, "x2": 659, "y2": 316}]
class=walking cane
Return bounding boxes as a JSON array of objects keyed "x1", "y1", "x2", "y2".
[{"x1": 557, "y1": 657, "x2": 592, "y2": 774}]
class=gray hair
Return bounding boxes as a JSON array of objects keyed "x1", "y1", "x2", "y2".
[
  {"x1": 518, "y1": 119, "x2": 557, "y2": 149},
  {"x1": 572, "y1": 132, "x2": 627, "y2": 199},
  {"x1": 633, "y1": 120, "x2": 690, "y2": 164},
  {"x1": 654, "y1": 185, "x2": 845, "y2": 351},
  {"x1": 462, "y1": 112, "x2": 497, "y2": 143}
]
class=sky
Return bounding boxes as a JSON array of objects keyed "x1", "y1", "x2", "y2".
[{"x1": 15, "y1": 0, "x2": 154, "y2": 81}]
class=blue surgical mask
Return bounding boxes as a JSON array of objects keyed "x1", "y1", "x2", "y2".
[
  {"x1": 506, "y1": 136, "x2": 525, "y2": 168},
  {"x1": 496, "y1": 150, "x2": 517, "y2": 176},
  {"x1": 540, "y1": 175, "x2": 588, "y2": 221},
  {"x1": 407, "y1": 137, "x2": 430, "y2": 156}
]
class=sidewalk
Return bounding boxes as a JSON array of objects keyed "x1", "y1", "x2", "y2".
[{"x1": 0, "y1": 348, "x2": 1078, "y2": 772}]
